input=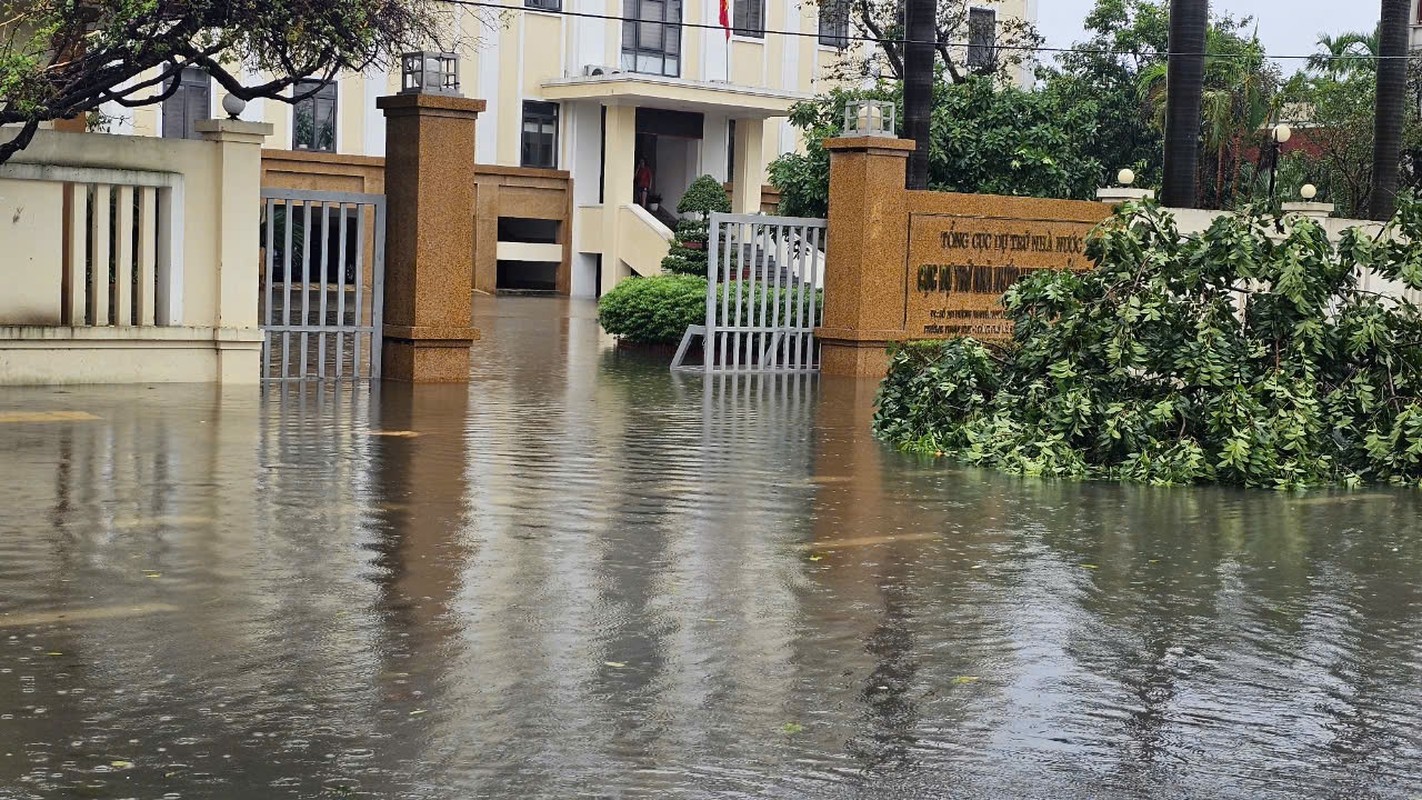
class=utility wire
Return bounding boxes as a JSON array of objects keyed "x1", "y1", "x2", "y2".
[{"x1": 436, "y1": 0, "x2": 1422, "y2": 63}]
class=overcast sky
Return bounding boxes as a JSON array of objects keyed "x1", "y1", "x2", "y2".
[{"x1": 1036, "y1": 0, "x2": 1384, "y2": 65}]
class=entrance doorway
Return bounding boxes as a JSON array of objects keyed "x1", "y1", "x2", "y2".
[{"x1": 634, "y1": 108, "x2": 703, "y2": 221}]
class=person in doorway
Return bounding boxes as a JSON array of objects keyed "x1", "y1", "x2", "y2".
[{"x1": 635, "y1": 158, "x2": 653, "y2": 207}]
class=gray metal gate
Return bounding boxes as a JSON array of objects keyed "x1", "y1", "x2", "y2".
[
  {"x1": 260, "y1": 188, "x2": 385, "y2": 380},
  {"x1": 672, "y1": 212, "x2": 827, "y2": 373}
]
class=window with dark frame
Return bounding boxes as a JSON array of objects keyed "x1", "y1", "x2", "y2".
[
  {"x1": 967, "y1": 7, "x2": 997, "y2": 71},
  {"x1": 727, "y1": 119, "x2": 736, "y2": 177},
  {"x1": 621, "y1": 0, "x2": 683, "y2": 77},
  {"x1": 733, "y1": 0, "x2": 765, "y2": 38},
  {"x1": 293, "y1": 79, "x2": 338, "y2": 152},
  {"x1": 525, "y1": 0, "x2": 560, "y2": 10},
  {"x1": 161, "y1": 67, "x2": 210, "y2": 140},
  {"x1": 521, "y1": 101, "x2": 559, "y2": 169},
  {"x1": 817, "y1": 0, "x2": 850, "y2": 48}
]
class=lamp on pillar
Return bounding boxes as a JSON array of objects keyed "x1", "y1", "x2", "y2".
[
  {"x1": 1266, "y1": 123, "x2": 1292, "y2": 204},
  {"x1": 843, "y1": 100, "x2": 896, "y2": 138},
  {"x1": 400, "y1": 51, "x2": 461, "y2": 96}
]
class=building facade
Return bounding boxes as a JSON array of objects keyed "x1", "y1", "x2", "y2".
[{"x1": 98, "y1": 0, "x2": 1034, "y2": 298}]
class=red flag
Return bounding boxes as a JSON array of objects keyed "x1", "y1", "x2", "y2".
[{"x1": 719, "y1": 0, "x2": 731, "y2": 39}]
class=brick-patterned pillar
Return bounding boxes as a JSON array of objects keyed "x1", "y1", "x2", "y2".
[{"x1": 376, "y1": 93, "x2": 485, "y2": 382}]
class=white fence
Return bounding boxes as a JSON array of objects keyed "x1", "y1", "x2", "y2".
[
  {"x1": 672, "y1": 212, "x2": 828, "y2": 373},
  {"x1": 0, "y1": 123, "x2": 269, "y2": 385}
]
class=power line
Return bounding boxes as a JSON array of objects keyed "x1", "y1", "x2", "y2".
[{"x1": 436, "y1": 0, "x2": 1422, "y2": 63}]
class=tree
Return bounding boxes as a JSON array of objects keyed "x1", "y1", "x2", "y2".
[
  {"x1": 1371, "y1": 0, "x2": 1410, "y2": 220},
  {"x1": 902, "y1": 0, "x2": 935, "y2": 189},
  {"x1": 812, "y1": 0, "x2": 1041, "y2": 84},
  {"x1": 660, "y1": 174, "x2": 731, "y2": 276},
  {"x1": 768, "y1": 78, "x2": 1104, "y2": 218},
  {"x1": 1161, "y1": 0, "x2": 1208, "y2": 207},
  {"x1": 0, "y1": 0, "x2": 447, "y2": 163},
  {"x1": 1274, "y1": 28, "x2": 1422, "y2": 217},
  {"x1": 1138, "y1": 21, "x2": 1279, "y2": 208},
  {"x1": 874, "y1": 196, "x2": 1422, "y2": 489}
]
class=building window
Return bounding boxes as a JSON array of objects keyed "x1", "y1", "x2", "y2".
[
  {"x1": 526, "y1": 0, "x2": 560, "y2": 10},
  {"x1": 161, "y1": 67, "x2": 210, "y2": 140},
  {"x1": 521, "y1": 101, "x2": 559, "y2": 169},
  {"x1": 293, "y1": 79, "x2": 337, "y2": 152},
  {"x1": 967, "y1": 7, "x2": 997, "y2": 71},
  {"x1": 621, "y1": 0, "x2": 682, "y2": 77},
  {"x1": 733, "y1": 0, "x2": 765, "y2": 38},
  {"x1": 817, "y1": 0, "x2": 850, "y2": 48}
]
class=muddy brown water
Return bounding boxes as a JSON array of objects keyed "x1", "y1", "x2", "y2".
[{"x1": 3, "y1": 297, "x2": 1422, "y2": 798}]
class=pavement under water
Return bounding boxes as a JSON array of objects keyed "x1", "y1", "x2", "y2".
[{"x1": 3, "y1": 297, "x2": 1422, "y2": 798}]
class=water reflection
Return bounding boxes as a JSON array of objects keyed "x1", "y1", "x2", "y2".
[{"x1": 3, "y1": 297, "x2": 1422, "y2": 797}]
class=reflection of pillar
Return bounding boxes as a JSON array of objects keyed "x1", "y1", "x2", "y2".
[
  {"x1": 370, "y1": 383, "x2": 472, "y2": 632},
  {"x1": 730, "y1": 117, "x2": 764, "y2": 214},
  {"x1": 815, "y1": 136, "x2": 915, "y2": 378},
  {"x1": 601, "y1": 104, "x2": 636, "y2": 296},
  {"x1": 376, "y1": 93, "x2": 485, "y2": 381}
]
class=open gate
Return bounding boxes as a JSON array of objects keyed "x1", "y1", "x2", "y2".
[
  {"x1": 672, "y1": 212, "x2": 827, "y2": 373},
  {"x1": 259, "y1": 188, "x2": 385, "y2": 381}
]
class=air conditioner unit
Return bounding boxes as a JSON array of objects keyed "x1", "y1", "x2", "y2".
[{"x1": 583, "y1": 64, "x2": 622, "y2": 77}]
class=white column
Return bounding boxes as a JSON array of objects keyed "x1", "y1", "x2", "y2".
[{"x1": 731, "y1": 117, "x2": 765, "y2": 214}]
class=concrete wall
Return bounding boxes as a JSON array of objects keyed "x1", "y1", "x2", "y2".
[{"x1": 0, "y1": 123, "x2": 271, "y2": 385}]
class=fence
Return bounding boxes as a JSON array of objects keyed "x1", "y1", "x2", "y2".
[
  {"x1": 0, "y1": 123, "x2": 270, "y2": 385},
  {"x1": 672, "y1": 212, "x2": 828, "y2": 373}
]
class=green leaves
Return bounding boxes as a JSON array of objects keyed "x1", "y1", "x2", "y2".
[{"x1": 875, "y1": 195, "x2": 1422, "y2": 490}]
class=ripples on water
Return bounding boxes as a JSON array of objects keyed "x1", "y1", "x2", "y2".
[{"x1": 3, "y1": 297, "x2": 1422, "y2": 798}]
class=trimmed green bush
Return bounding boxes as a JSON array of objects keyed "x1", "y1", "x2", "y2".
[
  {"x1": 597, "y1": 275, "x2": 708, "y2": 345},
  {"x1": 874, "y1": 196, "x2": 1422, "y2": 490},
  {"x1": 661, "y1": 174, "x2": 733, "y2": 277}
]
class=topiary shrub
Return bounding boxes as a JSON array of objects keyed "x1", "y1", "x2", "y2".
[
  {"x1": 597, "y1": 275, "x2": 708, "y2": 345},
  {"x1": 874, "y1": 196, "x2": 1422, "y2": 490},
  {"x1": 661, "y1": 174, "x2": 733, "y2": 277}
]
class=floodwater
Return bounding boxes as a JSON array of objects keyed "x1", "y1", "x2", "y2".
[{"x1": 4, "y1": 298, "x2": 1422, "y2": 799}]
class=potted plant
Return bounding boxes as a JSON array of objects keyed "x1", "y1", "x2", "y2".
[{"x1": 648, "y1": 193, "x2": 662, "y2": 212}]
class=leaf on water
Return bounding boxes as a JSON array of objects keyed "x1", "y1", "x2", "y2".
[
  {"x1": 408, "y1": 709, "x2": 426, "y2": 716},
  {"x1": 808, "y1": 554, "x2": 823, "y2": 562},
  {"x1": 1080, "y1": 563, "x2": 1098, "y2": 570},
  {"x1": 603, "y1": 661, "x2": 627, "y2": 668},
  {"x1": 110, "y1": 760, "x2": 133, "y2": 769},
  {"x1": 368, "y1": 430, "x2": 421, "y2": 438},
  {"x1": 951, "y1": 676, "x2": 980, "y2": 685},
  {"x1": 781, "y1": 722, "x2": 804, "y2": 734},
  {"x1": 46, "y1": 652, "x2": 62, "y2": 657},
  {"x1": 144, "y1": 572, "x2": 162, "y2": 579}
]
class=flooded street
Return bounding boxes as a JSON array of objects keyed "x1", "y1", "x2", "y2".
[{"x1": 5, "y1": 297, "x2": 1422, "y2": 798}]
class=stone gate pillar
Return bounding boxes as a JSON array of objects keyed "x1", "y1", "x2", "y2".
[
  {"x1": 814, "y1": 137, "x2": 915, "y2": 378},
  {"x1": 376, "y1": 93, "x2": 486, "y2": 382}
]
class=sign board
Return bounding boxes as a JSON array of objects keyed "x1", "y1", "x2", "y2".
[{"x1": 905, "y1": 212, "x2": 1101, "y2": 339}]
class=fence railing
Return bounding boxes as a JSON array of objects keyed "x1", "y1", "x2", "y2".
[
  {"x1": 1, "y1": 163, "x2": 184, "y2": 327},
  {"x1": 679, "y1": 212, "x2": 827, "y2": 373}
]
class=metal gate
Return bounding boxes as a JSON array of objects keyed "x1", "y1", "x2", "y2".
[
  {"x1": 260, "y1": 189, "x2": 385, "y2": 380},
  {"x1": 672, "y1": 212, "x2": 827, "y2": 373}
]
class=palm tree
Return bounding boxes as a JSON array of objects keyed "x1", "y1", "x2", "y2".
[
  {"x1": 1371, "y1": 0, "x2": 1409, "y2": 221},
  {"x1": 902, "y1": 0, "x2": 935, "y2": 189},
  {"x1": 1161, "y1": 0, "x2": 1209, "y2": 207}
]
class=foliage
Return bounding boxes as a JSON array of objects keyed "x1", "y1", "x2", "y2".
[
  {"x1": 768, "y1": 76, "x2": 1103, "y2": 218},
  {"x1": 597, "y1": 275, "x2": 824, "y2": 346},
  {"x1": 677, "y1": 174, "x2": 732, "y2": 217},
  {"x1": 661, "y1": 218, "x2": 710, "y2": 276},
  {"x1": 805, "y1": 0, "x2": 1041, "y2": 84},
  {"x1": 0, "y1": 0, "x2": 449, "y2": 163},
  {"x1": 1274, "y1": 29, "x2": 1422, "y2": 218},
  {"x1": 597, "y1": 275, "x2": 708, "y2": 345},
  {"x1": 874, "y1": 196, "x2": 1422, "y2": 490},
  {"x1": 660, "y1": 174, "x2": 730, "y2": 276}
]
